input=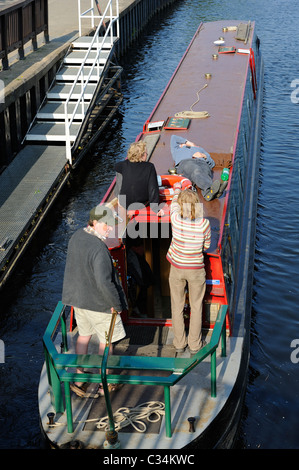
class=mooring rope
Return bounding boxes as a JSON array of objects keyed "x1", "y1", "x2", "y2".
[
  {"x1": 96, "y1": 401, "x2": 165, "y2": 433},
  {"x1": 174, "y1": 83, "x2": 209, "y2": 119},
  {"x1": 47, "y1": 401, "x2": 165, "y2": 433}
]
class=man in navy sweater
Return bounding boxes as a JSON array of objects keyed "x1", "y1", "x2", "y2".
[{"x1": 62, "y1": 204, "x2": 127, "y2": 397}]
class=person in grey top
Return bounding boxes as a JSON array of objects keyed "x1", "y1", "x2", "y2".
[
  {"x1": 62, "y1": 204, "x2": 127, "y2": 397},
  {"x1": 170, "y1": 135, "x2": 227, "y2": 201}
]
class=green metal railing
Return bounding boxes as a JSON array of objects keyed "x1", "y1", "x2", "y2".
[
  {"x1": 100, "y1": 309, "x2": 119, "y2": 446},
  {"x1": 43, "y1": 302, "x2": 228, "y2": 438}
]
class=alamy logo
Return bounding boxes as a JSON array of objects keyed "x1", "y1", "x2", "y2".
[
  {"x1": 0, "y1": 340, "x2": 4, "y2": 363},
  {"x1": 291, "y1": 79, "x2": 299, "y2": 104},
  {"x1": 290, "y1": 339, "x2": 299, "y2": 363}
]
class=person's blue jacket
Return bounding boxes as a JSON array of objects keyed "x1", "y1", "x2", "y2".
[{"x1": 170, "y1": 135, "x2": 215, "y2": 169}]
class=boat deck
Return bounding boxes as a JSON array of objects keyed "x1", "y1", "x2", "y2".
[{"x1": 39, "y1": 323, "x2": 242, "y2": 449}]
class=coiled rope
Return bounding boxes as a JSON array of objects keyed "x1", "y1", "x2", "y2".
[
  {"x1": 47, "y1": 401, "x2": 165, "y2": 433},
  {"x1": 175, "y1": 84, "x2": 209, "y2": 119},
  {"x1": 96, "y1": 401, "x2": 165, "y2": 433}
]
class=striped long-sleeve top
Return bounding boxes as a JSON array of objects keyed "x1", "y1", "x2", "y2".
[{"x1": 166, "y1": 191, "x2": 211, "y2": 269}]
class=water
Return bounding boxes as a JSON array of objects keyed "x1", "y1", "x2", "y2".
[{"x1": 1, "y1": 0, "x2": 299, "y2": 449}]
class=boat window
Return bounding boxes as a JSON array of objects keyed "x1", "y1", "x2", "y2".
[
  {"x1": 221, "y1": 226, "x2": 235, "y2": 307},
  {"x1": 237, "y1": 162, "x2": 244, "y2": 206},
  {"x1": 226, "y1": 193, "x2": 239, "y2": 265}
]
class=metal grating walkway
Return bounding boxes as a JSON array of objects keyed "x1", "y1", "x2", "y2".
[{"x1": 0, "y1": 145, "x2": 67, "y2": 275}]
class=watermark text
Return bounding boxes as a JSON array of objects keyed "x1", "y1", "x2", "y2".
[
  {"x1": 98, "y1": 198, "x2": 204, "y2": 240},
  {"x1": 290, "y1": 79, "x2": 299, "y2": 104},
  {"x1": 290, "y1": 339, "x2": 299, "y2": 363}
]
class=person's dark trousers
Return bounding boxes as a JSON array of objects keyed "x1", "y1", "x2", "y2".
[{"x1": 176, "y1": 158, "x2": 213, "y2": 197}]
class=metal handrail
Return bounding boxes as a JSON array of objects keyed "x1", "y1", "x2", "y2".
[
  {"x1": 65, "y1": 0, "x2": 119, "y2": 164},
  {"x1": 42, "y1": 302, "x2": 228, "y2": 438}
]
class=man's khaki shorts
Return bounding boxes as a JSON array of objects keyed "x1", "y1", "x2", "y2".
[{"x1": 74, "y1": 307, "x2": 126, "y2": 343}]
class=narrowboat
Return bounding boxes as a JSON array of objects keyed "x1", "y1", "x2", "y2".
[{"x1": 39, "y1": 20, "x2": 263, "y2": 449}]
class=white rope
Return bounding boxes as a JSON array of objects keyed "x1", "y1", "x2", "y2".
[
  {"x1": 47, "y1": 416, "x2": 100, "y2": 428},
  {"x1": 47, "y1": 401, "x2": 165, "y2": 432},
  {"x1": 96, "y1": 401, "x2": 165, "y2": 433},
  {"x1": 174, "y1": 110, "x2": 210, "y2": 119},
  {"x1": 175, "y1": 84, "x2": 210, "y2": 119}
]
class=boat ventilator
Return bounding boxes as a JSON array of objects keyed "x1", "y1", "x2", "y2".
[{"x1": 43, "y1": 302, "x2": 228, "y2": 439}]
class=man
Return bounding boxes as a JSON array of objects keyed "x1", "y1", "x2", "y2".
[
  {"x1": 170, "y1": 135, "x2": 227, "y2": 201},
  {"x1": 62, "y1": 204, "x2": 127, "y2": 397}
]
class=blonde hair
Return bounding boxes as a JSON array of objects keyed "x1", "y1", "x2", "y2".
[
  {"x1": 127, "y1": 141, "x2": 147, "y2": 162},
  {"x1": 177, "y1": 189, "x2": 203, "y2": 220}
]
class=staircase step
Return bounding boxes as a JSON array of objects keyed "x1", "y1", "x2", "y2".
[
  {"x1": 25, "y1": 122, "x2": 81, "y2": 142},
  {"x1": 36, "y1": 101, "x2": 89, "y2": 120},
  {"x1": 71, "y1": 36, "x2": 116, "y2": 49},
  {"x1": 64, "y1": 49, "x2": 110, "y2": 65},
  {"x1": 56, "y1": 65, "x2": 104, "y2": 82},
  {"x1": 47, "y1": 83, "x2": 97, "y2": 100}
]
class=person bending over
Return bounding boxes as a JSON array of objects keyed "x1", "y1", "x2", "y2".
[{"x1": 170, "y1": 134, "x2": 227, "y2": 201}]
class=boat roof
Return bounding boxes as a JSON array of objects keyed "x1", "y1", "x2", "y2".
[
  {"x1": 145, "y1": 20, "x2": 254, "y2": 167},
  {"x1": 104, "y1": 20, "x2": 255, "y2": 252}
]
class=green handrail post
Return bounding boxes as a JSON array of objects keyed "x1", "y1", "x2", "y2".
[
  {"x1": 101, "y1": 344, "x2": 114, "y2": 430},
  {"x1": 221, "y1": 324, "x2": 227, "y2": 357},
  {"x1": 101, "y1": 310, "x2": 120, "y2": 448},
  {"x1": 43, "y1": 344, "x2": 52, "y2": 388},
  {"x1": 48, "y1": 351, "x2": 65, "y2": 413},
  {"x1": 211, "y1": 349, "x2": 217, "y2": 398},
  {"x1": 164, "y1": 386, "x2": 172, "y2": 438},
  {"x1": 60, "y1": 309, "x2": 68, "y2": 352},
  {"x1": 64, "y1": 381, "x2": 74, "y2": 433}
]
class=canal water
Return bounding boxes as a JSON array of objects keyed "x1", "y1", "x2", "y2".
[{"x1": 1, "y1": 0, "x2": 299, "y2": 449}]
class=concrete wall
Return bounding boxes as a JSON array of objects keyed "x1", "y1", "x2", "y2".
[{"x1": 0, "y1": 0, "x2": 179, "y2": 172}]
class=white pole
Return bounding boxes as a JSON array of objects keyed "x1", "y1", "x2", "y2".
[{"x1": 78, "y1": 0, "x2": 81, "y2": 37}]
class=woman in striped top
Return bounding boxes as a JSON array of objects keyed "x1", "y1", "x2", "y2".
[{"x1": 167, "y1": 185, "x2": 211, "y2": 354}]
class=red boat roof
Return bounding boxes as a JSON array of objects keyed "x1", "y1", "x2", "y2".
[{"x1": 104, "y1": 20, "x2": 256, "y2": 252}]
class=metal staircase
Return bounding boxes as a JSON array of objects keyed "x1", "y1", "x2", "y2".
[{"x1": 24, "y1": 0, "x2": 121, "y2": 165}]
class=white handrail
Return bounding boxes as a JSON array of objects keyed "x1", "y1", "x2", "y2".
[{"x1": 65, "y1": 0, "x2": 119, "y2": 164}]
